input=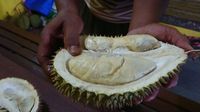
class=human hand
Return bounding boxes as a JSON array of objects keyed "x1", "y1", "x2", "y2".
[
  {"x1": 37, "y1": 7, "x2": 83, "y2": 75},
  {"x1": 127, "y1": 23, "x2": 188, "y2": 103},
  {"x1": 128, "y1": 23, "x2": 193, "y2": 51},
  {"x1": 131, "y1": 74, "x2": 179, "y2": 105}
]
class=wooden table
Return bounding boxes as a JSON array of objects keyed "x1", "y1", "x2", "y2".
[{"x1": 0, "y1": 21, "x2": 200, "y2": 112}]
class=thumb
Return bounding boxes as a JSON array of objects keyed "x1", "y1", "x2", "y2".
[
  {"x1": 166, "y1": 28, "x2": 193, "y2": 51},
  {"x1": 174, "y1": 35, "x2": 193, "y2": 51},
  {"x1": 127, "y1": 28, "x2": 146, "y2": 35},
  {"x1": 64, "y1": 25, "x2": 82, "y2": 56}
]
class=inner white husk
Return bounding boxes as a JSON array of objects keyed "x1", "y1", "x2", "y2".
[
  {"x1": 0, "y1": 78, "x2": 39, "y2": 112},
  {"x1": 54, "y1": 42, "x2": 187, "y2": 95}
]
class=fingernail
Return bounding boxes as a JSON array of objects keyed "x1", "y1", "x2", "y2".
[{"x1": 69, "y1": 46, "x2": 81, "y2": 56}]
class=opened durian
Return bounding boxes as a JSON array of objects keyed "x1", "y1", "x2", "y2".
[
  {"x1": 0, "y1": 78, "x2": 39, "y2": 112},
  {"x1": 51, "y1": 34, "x2": 187, "y2": 109}
]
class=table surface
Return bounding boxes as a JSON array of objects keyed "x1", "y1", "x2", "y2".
[{"x1": 0, "y1": 21, "x2": 200, "y2": 112}]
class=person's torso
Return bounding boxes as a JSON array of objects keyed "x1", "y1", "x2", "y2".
[{"x1": 84, "y1": 0, "x2": 133, "y2": 23}]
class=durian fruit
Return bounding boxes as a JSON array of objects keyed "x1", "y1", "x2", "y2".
[
  {"x1": 0, "y1": 78, "x2": 39, "y2": 112},
  {"x1": 50, "y1": 34, "x2": 187, "y2": 109},
  {"x1": 30, "y1": 14, "x2": 41, "y2": 28},
  {"x1": 17, "y1": 14, "x2": 30, "y2": 30}
]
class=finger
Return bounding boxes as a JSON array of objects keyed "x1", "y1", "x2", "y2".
[
  {"x1": 175, "y1": 37, "x2": 193, "y2": 51},
  {"x1": 131, "y1": 88, "x2": 159, "y2": 104},
  {"x1": 127, "y1": 27, "x2": 145, "y2": 35},
  {"x1": 65, "y1": 32, "x2": 82, "y2": 56},
  {"x1": 63, "y1": 20, "x2": 83, "y2": 56},
  {"x1": 127, "y1": 23, "x2": 161, "y2": 35},
  {"x1": 132, "y1": 97, "x2": 143, "y2": 105},
  {"x1": 168, "y1": 30, "x2": 193, "y2": 51},
  {"x1": 37, "y1": 44, "x2": 52, "y2": 74},
  {"x1": 163, "y1": 74, "x2": 179, "y2": 88},
  {"x1": 37, "y1": 15, "x2": 63, "y2": 74},
  {"x1": 144, "y1": 88, "x2": 160, "y2": 102}
]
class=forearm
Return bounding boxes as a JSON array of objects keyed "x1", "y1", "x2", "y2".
[
  {"x1": 55, "y1": 0, "x2": 80, "y2": 14},
  {"x1": 129, "y1": 0, "x2": 164, "y2": 31}
]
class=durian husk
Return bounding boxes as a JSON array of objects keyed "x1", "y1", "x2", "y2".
[
  {"x1": 50, "y1": 63, "x2": 183, "y2": 109},
  {"x1": 0, "y1": 77, "x2": 40, "y2": 112},
  {"x1": 50, "y1": 35, "x2": 187, "y2": 110},
  {"x1": 30, "y1": 14, "x2": 41, "y2": 28},
  {"x1": 17, "y1": 14, "x2": 30, "y2": 30}
]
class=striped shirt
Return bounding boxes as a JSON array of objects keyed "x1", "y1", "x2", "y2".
[{"x1": 84, "y1": 0, "x2": 133, "y2": 23}]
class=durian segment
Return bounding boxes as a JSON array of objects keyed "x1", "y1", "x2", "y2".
[
  {"x1": 0, "y1": 78, "x2": 39, "y2": 112},
  {"x1": 68, "y1": 52, "x2": 156, "y2": 85},
  {"x1": 52, "y1": 35, "x2": 187, "y2": 109},
  {"x1": 53, "y1": 42, "x2": 187, "y2": 95},
  {"x1": 85, "y1": 34, "x2": 161, "y2": 52}
]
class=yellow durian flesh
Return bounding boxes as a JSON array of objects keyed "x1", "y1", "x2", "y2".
[
  {"x1": 0, "y1": 78, "x2": 39, "y2": 112},
  {"x1": 68, "y1": 52, "x2": 156, "y2": 85},
  {"x1": 85, "y1": 34, "x2": 161, "y2": 52}
]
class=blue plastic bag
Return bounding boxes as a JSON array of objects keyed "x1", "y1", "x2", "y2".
[{"x1": 24, "y1": 0, "x2": 54, "y2": 16}]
